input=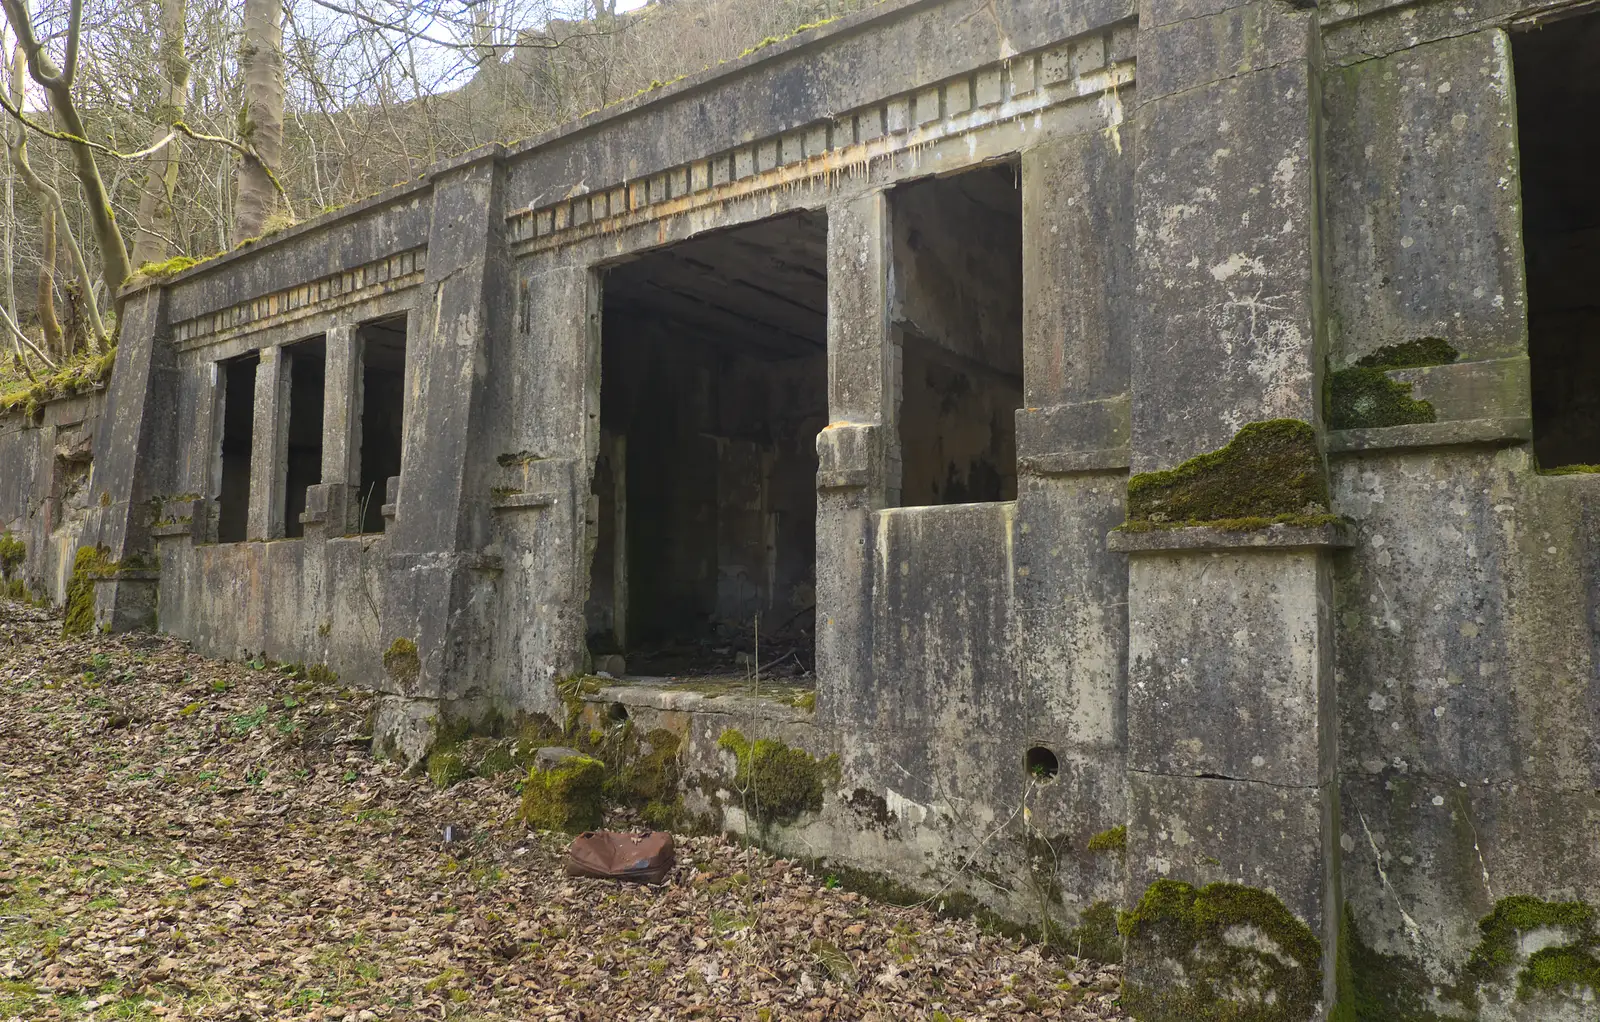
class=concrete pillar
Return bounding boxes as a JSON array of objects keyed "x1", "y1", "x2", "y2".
[
  {"x1": 1116, "y1": 1, "x2": 1344, "y2": 1018},
  {"x1": 374, "y1": 148, "x2": 510, "y2": 763},
  {"x1": 247, "y1": 345, "x2": 290, "y2": 541},
  {"x1": 815, "y1": 191, "x2": 893, "y2": 730},
  {"x1": 306, "y1": 324, "x2": 362, "y2": 535},
  {"x1": 85, "y1": 285, "x2": 176, "y2": 631}
]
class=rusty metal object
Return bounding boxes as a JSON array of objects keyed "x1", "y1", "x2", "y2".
[{"x1": 565, "y1": 831, "x2": 676, "y2": 885}]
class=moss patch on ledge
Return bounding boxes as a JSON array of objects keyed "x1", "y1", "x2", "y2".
[
  {"x1": 1125, "y1": 420, "x2": 1328, "y2": 529},
  {"x1": 1119, "y1": 880, "x2": 1322, "y2": 1021},
  {"x1": 1, "y1": 348, "x2": 117, "y2": 419},
  {"x1": 1327, "y1": 338, "x2": 1458, "y2": 431}
]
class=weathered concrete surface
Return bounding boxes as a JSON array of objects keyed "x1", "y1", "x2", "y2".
[{"x1": 6, "y1": 3, "x2": 1600, "y2": 1018}]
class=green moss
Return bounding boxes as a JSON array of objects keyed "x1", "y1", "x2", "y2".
[
  {"x1": 1352, "y1": 338, "x2": 1459, "y2": 370},
  {"x1": 127, "y1": 255, "x2": 198, "y2": 282},
  {"x1": 520, "y1": 754, "x2": 606, "y2": 833},
  {"x1": 382, "y1": 638, "x2": 420, "y2": 685},
  {"x1": 1119, "y1": 880, "x2": 1322, "y2": 1021},
  {"x1": 305, "y1": 663, "x2": 338, "y2": 685},
  {"x1": 426, "y1": 750, "x2": 467, "y2": 789},
  {"x1": 0, "y1": 532, "x2": 24, "y2": 577},
  {"x1": 1087, "y1": 825, "x2": 1126, "y2": 855},
  {"x1": 475, "y1": 743, "x2": 517, "y2": 778},
  {"x1": 1124, "y1": 420, "x2": 1327, "y2": 528},
  {"x1": 717, "y1": 729, "x2": 839, "y2": 826},
  {"x1": 1539, "y1": 463, "x2": 1600, "y2": 476},
  {"x1": 1, "y1": 348, "x2": 117, "y2": 419},
  {"x1": 1327, "y1": 338, "x2": 1458, "y2": 431},
  {"x1": 62, "y1": 546, "x2": 114, "y2": 636},
  {"x1": 1462, "y1": 895, "x2": 1600, "y2": 1006},
  {"x1": 789, "y1": 689, "x2": 817, "y2": 712},
  {"x1": 1341, "y1": 905, "x2": 1453, "y2": 1021},
  {"x1": 1068, "y1": 900, "x2": 1124, "y2": 964}
]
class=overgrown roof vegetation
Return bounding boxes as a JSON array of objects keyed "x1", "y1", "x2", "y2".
[{"x1": 0, "y1": 348, "x2": 117, "y2": 420}]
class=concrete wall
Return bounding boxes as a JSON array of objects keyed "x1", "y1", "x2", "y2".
[{"x1": 8, "y1": 0, "x2": 1600, "y2": 1017}]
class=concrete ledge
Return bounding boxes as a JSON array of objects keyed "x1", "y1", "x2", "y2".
[
  {"x1": 1108, "y1": 521, "x2": 1354, "y2": 553},
  {"x1": 1019, "y1": 447, "x2": 1130, "y2": 475},
  {"x1": 150, "y1": 522, "x2": 193, "y2": 538},
  {"x1": 1327, "y1": 416, "x2": 1531, "y2": 454},
  {"x1": 490, "y1": 491, "x2": 556, "y2": 510},
  {"x1": 585, "y1": 680, "x2": 812, "y2": 722}
]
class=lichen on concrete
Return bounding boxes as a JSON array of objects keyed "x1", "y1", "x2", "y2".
[
  {"x1": 1124, "y1": 419, "x2": 1331, "y2": 530},
  {"x1": 1119, "y1": 879, "x2": 1323, "y2": 1021}
]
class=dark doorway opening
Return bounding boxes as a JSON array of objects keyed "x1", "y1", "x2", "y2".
[
  {"x1": 1514, "y1": 14, "x2": 1600, "y2": 469},
  {"x1": 283, "y1": 337, "x2": 326, "y2": 539},
  {"x1": 889, "y1": 161, "x2": 1024, "y2": 505},
  {"x1": 216, "y1": 352, "x2": 259, "y2": 544},
  {"x1": 358, "y1": 316, "x2": 407, "y2": 533},
  {"x1": 591, "y1": 211, "x2": 828, "y2": 680}
]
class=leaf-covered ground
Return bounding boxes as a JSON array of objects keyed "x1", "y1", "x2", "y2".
[{"x1": 0, "y1": 599, "x2": 1127, "y2": 1020}]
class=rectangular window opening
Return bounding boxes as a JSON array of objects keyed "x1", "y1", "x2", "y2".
[
  {"x1": 889, "y1": 161, "x2": 1024, "y2": 506},
  {"x1": 283, "y1": 336, "x2": 327, "y2": 539},
  {"x1": 589, "y1": 211, "x2": 828, "y2": 684},
  {"x1": 216, "y1": 352, "x2": 259, "y2": 544},
  {"x1": 1515, "y1": 14, "x2": 1600, "y2": 469},
  {"x1": 358, "y1": 315, "x2": 408, "y2": 533}
]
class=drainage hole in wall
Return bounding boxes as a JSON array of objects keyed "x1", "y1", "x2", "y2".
[
  {"x1": 608, "y1": 702, "x2": 630, "y2": 725},
  {"x1": 1025, "y1": 746, "x2": 1060, "y2": 780}
]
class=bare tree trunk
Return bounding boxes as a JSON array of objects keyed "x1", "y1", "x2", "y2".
[
  {"x1": 2, "y1": 44, "x2": 16, "y2": 319},
  {"x1": 37, "y1": 205, "x2": 62, "y2": 359},
  {"x1": 130, "y1": 0, "x2": 190, "y2": 267},
  {"x1": 2, "y1": 0, "x2": 132, "y2": 312},
  {"x1": 235, "y1": 0, "x2": 286, "y2": 241}
]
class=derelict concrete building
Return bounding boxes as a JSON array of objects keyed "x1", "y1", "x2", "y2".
[{"x1": 4, "y1": 0, "x2": 1600, "y2": 1016}]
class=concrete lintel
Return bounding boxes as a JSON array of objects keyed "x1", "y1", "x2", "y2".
[
  {"x1": 1327, "y1": 417, "x2": 1532, "y2": 454},
  {"x1": 1108, "y1": 521, "x2": 1353, "y2": 553},
  {"x1": 1019, "y1": 447, "x2": 1131, "y2": 476}
]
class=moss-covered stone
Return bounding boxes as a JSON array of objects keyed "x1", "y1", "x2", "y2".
[
  {"x1": 1462, "y1": 895, "x2": 1600, "y2": 1007},
  {"x1": 1125, "y1": 420, "x2": 1329, "y2": 529},
  {"x1": 520, "y1": 755, "x2": 606, "y2": 833},
  {"x1": 427, "y1": 750, "x2": 468, "y2": 789},
  {"x1": 62, "y1": 546, "x2": 114, "y2": 636},
  {"x1": 603, "y1": 726, "x2": 684, "y2": 825},
  {"x1": 382, "y1": 638, "x2": 420, "y2": 685},
  {"x1": 1326, "y1": 338, "x2": 1458, "y2": 431},
  {"x1": 0, "y1": 532, "x2": 24, "y2": 578},
  {"x1": 1069, "y1": 900, "x2": 1124, "y2": 965},
  {"x1": 717, "y1": 729, "x2": 838, "y2": 826},
  {"x1": 1119, "y1": 880, "x2": 1322, "y2": 1021}
]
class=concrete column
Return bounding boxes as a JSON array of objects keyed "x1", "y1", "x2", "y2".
[
  {"x1": 308, "y1": 324, "x2": 362, "y2": 535},
  {"x1": 1117, "y1": 1, "x2": 1344, "y2": 1018},
  {"x1": 373, "y1": 148, "x2": 510, "y2": 765},
  {"x1": 85, "y1": 285, "x2": 176, "y2": 631},
  {"x1": 246, "y1": 345, "x2": 290, "y2": 541},
  {"x1": 815, "y1": 191, "x2": 893, "y2": 730}
]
